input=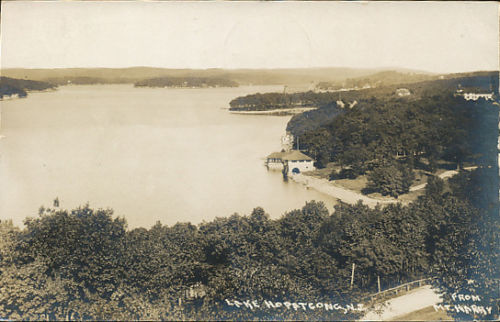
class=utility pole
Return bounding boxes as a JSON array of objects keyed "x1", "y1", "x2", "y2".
[
  {"x1": 297, "y1": 136, "x2": 300, "y2": 151},
  {"x1": 377, "y1": 275, "x2": 381, "y2": 293},
  {"x1": 350, "y1": 263, "x2": 355, "y2": 289}
]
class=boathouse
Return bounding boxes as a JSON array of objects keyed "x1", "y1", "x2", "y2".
[
  {"x1": 282, "y1": 150, "x2": 315, "y2": 174},
  {"x1": 266, "y1": 150, "x2": 315, "y2": 174}
]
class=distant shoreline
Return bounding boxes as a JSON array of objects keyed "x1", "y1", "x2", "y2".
[{"x1": 229, "y1": 107, "x2": 317, "y2": 116}]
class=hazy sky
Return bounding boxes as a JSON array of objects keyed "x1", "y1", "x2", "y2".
[{"x1": 1, "y1": 1, "x2": 498, "y2": 73}]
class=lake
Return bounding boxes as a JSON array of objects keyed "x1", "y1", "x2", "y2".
[{"x1": 0, "y1": 85, "x2": 336, "y2": 228}]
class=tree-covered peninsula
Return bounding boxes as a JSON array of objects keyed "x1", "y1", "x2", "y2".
[
  {"x1": 0, "y1": 77, "x2": 56, "y2": 99},
  {"x1": 134, "y1": 76, "x2": 239, "y2": 88},
  {"x1": 229, "y1": 91, "x2": 330, "y2": 111}
]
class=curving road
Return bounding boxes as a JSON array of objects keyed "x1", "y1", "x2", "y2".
[{"x1": 361, "y1": 285, "x2": 442, "y2": 321}]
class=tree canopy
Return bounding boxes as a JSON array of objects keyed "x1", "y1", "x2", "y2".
[
  {"x1": 0, "y1": 77, "x2": 55, "y2": 99},
  {"x1": 1, "y1": 166, "x2": 498, "y2": 320}
]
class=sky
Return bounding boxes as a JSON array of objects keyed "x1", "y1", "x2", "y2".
[{"x1": 0, "y1": 1, "x2": 498, "y2": 73}]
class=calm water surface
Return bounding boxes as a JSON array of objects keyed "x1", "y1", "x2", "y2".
[{"x1": 0, "y1": 85, "x2": 336, "y2": 228}]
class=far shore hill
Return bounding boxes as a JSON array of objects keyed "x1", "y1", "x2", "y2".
[
  {"x1": 134, "y1": 76, "x2": 239, "y2": 88},
  {"x1": 228, "y1": 70, "x2": 499, "y2": 112},
  {"x1": 0, "y1": 66, "x2": 433, "y2": 87}
]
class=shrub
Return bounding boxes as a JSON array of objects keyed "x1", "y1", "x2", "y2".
[{"x1": 330, "y1": 168, "x2": 358, "y2": 180}]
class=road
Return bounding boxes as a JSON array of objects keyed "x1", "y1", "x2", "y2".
[
  {"x1": 292, "y1": 166, "x2": 478, "y2": 207},
  {"x1": 291, "y1": 174, "x2": 393, "y2": 207},
  {"x1": 361, "y1": 285, "x2": 442, "y2": 321},
  {"x1": 409, "y1": 166, "x2": 477, "y2": 192}
]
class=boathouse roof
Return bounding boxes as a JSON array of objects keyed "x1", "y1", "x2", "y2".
[
  {"x1": 282, "y1": 150, "x2": 313, "y2": 161},
  {"x1": 267, "y1": 151, "x2": 286, "y2": 159},
  {"x1": 267, "y1": 150, "x2": 313, "y2": 161}
]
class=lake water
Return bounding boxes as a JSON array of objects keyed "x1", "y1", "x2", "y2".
[{"x1": 0, "y1": 85, "x2": 336, "y2": 228}]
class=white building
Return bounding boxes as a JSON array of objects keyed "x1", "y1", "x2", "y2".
[
  {"x1": 463, "y1": 92, "x2": 494, "y2": 101},
  {"x1": 395, "y1": 88, "x2": 411, "y2": 97},
  {"x1": 266, "y1": 150, "x2": 315, "y2": 174},
  {"x1": 282, "y1": 150, "x2": 315, "y2": 174}
]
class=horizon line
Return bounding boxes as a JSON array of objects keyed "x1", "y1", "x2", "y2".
[{"x1": 2, "y1": 65, "x2": 499, "y2": 75}]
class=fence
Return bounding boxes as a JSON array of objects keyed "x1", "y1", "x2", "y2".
[{"x1": 363, "y1": 277, "x2": 434, "y2": 303}]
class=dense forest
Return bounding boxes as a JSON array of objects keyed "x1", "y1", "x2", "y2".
[
  {"x1": 0, "y1": 77, "x2": 55, "y2": 99},
  {"x1": 297, "y1": 95, "x2": 497, "y2": 170},
  {"x1": 134, "y1": 77, "x2": 239, "y2": 88},
  {"x1": 0, "y1": 165, "x2": 497, "y2": 320}
]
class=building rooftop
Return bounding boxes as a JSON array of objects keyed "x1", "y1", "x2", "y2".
[
  {"x1": 267, "y1": 150, "x2": 314, "y2": 161},
  {"x1": 281, "y1": 150, "x2": 313, "y2": 161},
  {"x1": 267, "y1": 151, "x2": 286, "y2": 159}
]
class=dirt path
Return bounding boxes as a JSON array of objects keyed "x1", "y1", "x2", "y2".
[
  {"x1": 292, "y1": 166, "x2": 478, "y2": 206},
  {"x1": 361, "y1": 285, "x2": 442, "y2": 321},
  {"x1": 291, "y1": 174, "x2": 394, "y2": 207},
  {"x1": 409, "y1": 166, "x2": 477, "y2": 192}
]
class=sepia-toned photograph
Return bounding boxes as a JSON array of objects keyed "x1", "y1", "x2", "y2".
[{"x1": 0, "y1": 1, "x2": 498, "y2": 320}]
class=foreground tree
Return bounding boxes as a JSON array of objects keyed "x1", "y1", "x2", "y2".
[{"x1": 367, "y1": 162, "x2": 414, "y2": 197}]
